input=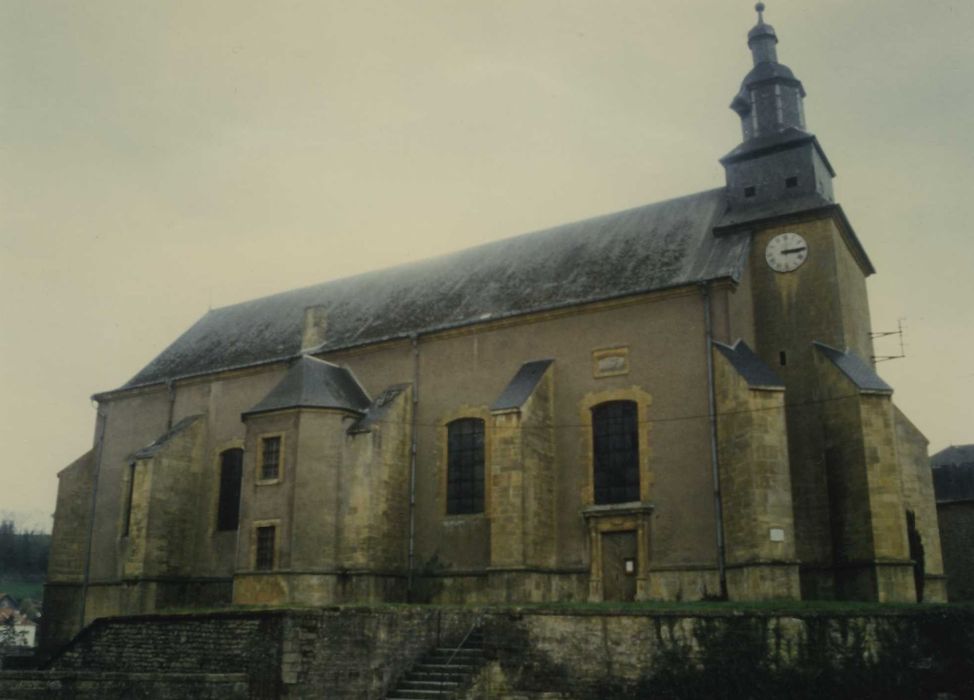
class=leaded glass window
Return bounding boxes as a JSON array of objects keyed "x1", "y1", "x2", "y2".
[
  {"x1": 447, "y1": 418, "x2": 485, "y2": 515},
  {"x1": 592, "y1": 401, "x2": 640, "y2": 504}
]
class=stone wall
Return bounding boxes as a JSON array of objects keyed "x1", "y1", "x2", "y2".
[
  {"x1": 938, "y1": 501, "x2": 974, "y2": 601},
  {"x1": 473, "y1": 608, "x2": 974, "y2": 700},
  {"x1": 7, "y1": 606, "x2": 973, "y2": 699},
  {"x1": 713, "y1": 345, "x2": 799, "y2": 600},
  {"x1": 20, "y1": 607, "x2": 477, "y2": 699},
  {"x1": 43, "y1": 450, "x2": 95, "y2": 651},
  {"x1": 0, "y1": 671, "x2": 248, "y2": 699}
]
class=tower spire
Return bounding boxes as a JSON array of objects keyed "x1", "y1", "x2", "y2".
[
  {"x1": 748, "y1": 3, "x2": 779, "y2": 65},
  {"x1": 730, "y1": 3, "x2": 805, "y2": 141},
  {"x1": 719, "y1": 4, "x2": 836, "y2": 215}
]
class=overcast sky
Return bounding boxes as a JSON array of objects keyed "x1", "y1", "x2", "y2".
[{"x1": 2, "y1": 1, "x2": 972, "y2": 527}]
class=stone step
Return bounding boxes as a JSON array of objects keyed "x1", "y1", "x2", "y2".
[
  {"x1": 386, "y1": 626, "x2": 485, "y2": 699},
  {"x1": 403, "y1": 671, "x2": 467, "y2": 683},
  {"x1": 399, "y1": 680, "x2": 461, "y2": 690},
  {"x1": 424, "y1": 654, "x2": 481, "y2": 664},
  {"x1": 387, "y1": 690, "x2": 455, "y2": 699},
  {"x1": 412, "y1": 664, "x2": 478, "y2": 676}
]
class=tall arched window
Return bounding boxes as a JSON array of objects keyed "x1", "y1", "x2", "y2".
[
  {"x1": 447, "y1": 418, "x2": 485, "y2": 515},
  {"x1": 592, "y1": 401, "x2": 640, "y2": 504},
  {"x1": 216, "y1": 448, "x2": 244, "y2": 531}
]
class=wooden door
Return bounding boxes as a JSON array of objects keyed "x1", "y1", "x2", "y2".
[{"x1": 601, "y1": 531, "x2": 637, "y2": 602}]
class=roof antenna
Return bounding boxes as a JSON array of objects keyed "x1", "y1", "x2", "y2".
[
  {"x1": 870, "y1": 318, "x2": 907, "y2": 363},
  {"x1": 755, "y1": 2, "x2": 766, "y2": 24}
]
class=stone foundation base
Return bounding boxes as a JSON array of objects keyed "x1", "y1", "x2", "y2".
[
  {"x1": 835, "y1": 561, "x2": 917, "y2": 602},
  {"x1": 726, "y1": 562, "x2": 800, "y2": 601},
  {"x1": 799, "y1": 567, "x2": 836, "y2": 600},
  {"x1": 417, "y1": 570, "x2": 588, "y2": 605},
  {"x1": 233, "y1": 572, "x2": 406, "y2": 606},
  {"x1": 646, "y1": 568, "x2": 721, "y2": 601},
  {"x1": 922, "y1": 575, "x2": 947, "y2": 603}
]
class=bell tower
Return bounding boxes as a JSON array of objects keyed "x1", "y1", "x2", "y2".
[{"x1": 721, "y1": 3, "x2": 835, "y2": 215}]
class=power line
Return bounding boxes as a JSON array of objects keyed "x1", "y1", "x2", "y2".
[{"x1": 351, "y1": 390, "x2": 867, "y2": 431}]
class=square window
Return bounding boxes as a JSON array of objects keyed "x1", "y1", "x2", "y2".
[
  {"x1": 785, "y1": 176, "x2": 798, "y2": 188},
  {"x1": 744, "y1": 186, "x2": 757, "y2": 198}
]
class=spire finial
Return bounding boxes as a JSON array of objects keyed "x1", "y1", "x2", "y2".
[{"x1": 755, "y1": 2, "x2": 766, "y2": 24}]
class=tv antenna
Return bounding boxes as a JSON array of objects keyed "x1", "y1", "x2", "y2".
[{"x1": 870, "y1": 318, "x2": 906, "y2": 363}]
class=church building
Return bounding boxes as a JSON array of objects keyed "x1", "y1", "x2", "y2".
[{"x1": 43, "y1": 5, "x2": 945, "y2": 651}]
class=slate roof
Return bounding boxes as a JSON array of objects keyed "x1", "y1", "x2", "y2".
[
  {"x1": 116, "y1": 188, "x2": 750, "y2": 392},
  {"x1": 813, "y1": 342, "x2": 893, "y2": 394},
  {"x1": 243, "y1": 356, "x2": 371, "y2": 418},
  {"x1": 931, "y1": 444, "x2": 974, "y2": 469},
  {"x1": 131, "y1": 415, "x2": 203, "y2": 460},
  {"x1": 348, "y1": 384, "x2": 411, "y2": 434},
  {"x1": 491, "y1": 360, "x2": 554, "y2": 411},
  {"x1": 713, "y1": 340, "x2": 783, "y2": 389},
  {"x1": 719, "y1": 128, "x2": 832, "y2": 174}
]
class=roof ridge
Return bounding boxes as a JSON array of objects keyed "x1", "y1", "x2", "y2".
[{"x1": 208, "y1": 188, "x2": 727, "y2": 314}]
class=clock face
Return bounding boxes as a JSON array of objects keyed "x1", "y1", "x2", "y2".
[{"x1": 765, "y1": 232, "x2": 808, "y2": 273}]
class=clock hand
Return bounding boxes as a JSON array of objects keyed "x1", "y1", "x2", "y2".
[{"x1": 781, "y1": 247, "x2": 807, "y2": 255}]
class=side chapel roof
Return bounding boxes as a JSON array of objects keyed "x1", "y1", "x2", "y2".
[
  {"x1": 243, "y1": 356, "x2": 372, "y2": 418},
  {"x1": 713, "y1": 339, "x2": 783, "y2": 390},
  {"x1": 117, "y1": 187, "x2": 749, "y2": 392}
]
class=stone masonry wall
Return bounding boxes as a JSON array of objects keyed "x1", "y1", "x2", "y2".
[
  {"x1": 0, "y1": 671, "x2": 248, "y2": 699},
  {"x1": 937, "y1": 501, "x2": 974, "y2": 602},
  {"x1": 43, "y1": 450, "x2": 95, "y2": 651},
  {"x1": 47, "y1": 611, "x2": 285, "y2": 698},
  {"x1": 6, "y1": 606, "x2": 973, "y2": 699},
  {"x1": 279, "y1": 607, "x2": 475, "y2": 699},
  {"x1": 474, "y1": 608, "x2": 974, "y2": 700},
  {"x1": 713, "y1": 348, "x2": 799, "y2": 600},
  {"x1": 24, "y1": 607, "x2": 478, "y2": 699}
]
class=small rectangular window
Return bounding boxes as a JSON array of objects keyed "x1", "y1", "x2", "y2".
[
  {"x1": 785, "y1": 176, "x2": 798, "y2": 188},
  {"x1": 260, "y1": 436, "x2": 281, "y2": 481},
  {"x1": 744, "y1": 186, "x2": 757, "y2": 198},
  {"x1": 779, "y1": 351, "x2": 787, "y2": 366},
  {"x1": 255, "y1": 526, "x2": 275, "y2": 570}
]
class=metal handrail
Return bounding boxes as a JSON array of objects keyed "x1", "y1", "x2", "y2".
[{"x1": 442, "y1": 615, "x2": 483, "y2": 669}]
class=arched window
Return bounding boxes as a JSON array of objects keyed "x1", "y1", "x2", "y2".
[
  {"x1": 592, "y1": 401, "x2": 640, "y2": 504},
  {"x1": 216, "y1": 448, "x2": 243, "y2": 531},
  {"x1": 447, "y1": 418, "x2": 485, "y2": 515}
]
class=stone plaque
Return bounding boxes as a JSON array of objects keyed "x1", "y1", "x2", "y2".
[{"x1": 592, "y1": 347, "x2": 630, "y2": 378}]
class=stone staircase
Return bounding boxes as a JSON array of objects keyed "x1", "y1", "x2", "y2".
[{"x1": 386, "y1": 627, "x2": 484, "y2": 699}]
